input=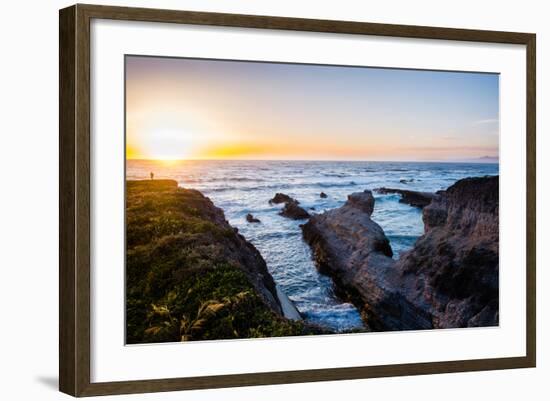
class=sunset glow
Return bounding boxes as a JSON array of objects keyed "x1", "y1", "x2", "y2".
[{"x1": 126, "y1": 56, "x2": 499, "y2": 162}]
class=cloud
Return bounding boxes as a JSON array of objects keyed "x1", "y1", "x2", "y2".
[
  {"x1": 402, "y1": 145, "x2": 498, "y2": 153},
  {"x1": 472, "y1": 118, "x2": 498, "y2": 126}
]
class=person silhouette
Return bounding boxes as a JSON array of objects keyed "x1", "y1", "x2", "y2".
[{"x1": 150, "y1": 172, "x2": 154, "y2": 180}]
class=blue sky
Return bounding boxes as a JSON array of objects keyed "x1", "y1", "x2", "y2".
[{"x1": 126, "y1": 56, "x2": 499, "y2": 161}]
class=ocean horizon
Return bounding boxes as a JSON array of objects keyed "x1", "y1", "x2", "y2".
[{"x1": 127, "y1": 158, "x2": 499, "y2": 164}]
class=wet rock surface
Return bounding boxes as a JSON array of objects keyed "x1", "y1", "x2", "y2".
[
  {"x1": 269, "y1": 192, "x2": 311, "y2": 220},
  {"x1": 375, "y1": 187, "x2": 435, "y2": 208},
  {"x1": 269, "y1": 193, "x2": 295, "y2": 205},
  {"x1": 246, "y1": 213, "x2": 261, "y2": 223},
  {"x1": 280, "y1": 200, "x2": 311, "y2": 220}
]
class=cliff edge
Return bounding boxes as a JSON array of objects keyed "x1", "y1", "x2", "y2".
[
  {"x1": 302, "y1": 176, "x2": 499, "y2": 330},
  {"x1": 126, "y1": 179, "x2": 306, "y2": 343}
]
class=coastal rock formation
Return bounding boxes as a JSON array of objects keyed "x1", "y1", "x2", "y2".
[
  {"x1": 302, "y1": 190, "x2": 427, "y2": 330},
  {"x1": 398, "y1": 176, "x2": 499, "y2": 327},
  {"x1": 269, "y1": 192, "x2": 310, "y2": 220},
  {"x1": 346, "y1": 190, "x2": 375, "y2": 215},
  {"x1": 246, "y1": 213, "x2": 261, "y2": 223},
  {"x1": 320, "y1": 192, "x2": 328, "y2": 198},
  {"x1": 302, "y1": 176, "x2": 499, "y2": 331},
  {"x1": 269, "y1": 193, "x2": 295, "y2": 205},
  {"x1": 280, "y1": 200, "x2": 311, "y2": 220},
  {"x1": 375, "y1": 187, "x2": 435, "y2": 208},
  {"x1": 126, "y1": 179, "x2": 308, "y2": 343}
]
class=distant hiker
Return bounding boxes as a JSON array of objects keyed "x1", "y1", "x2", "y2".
[{"x1": 150, "y1": 172, "x2": 154, "y2": 180}]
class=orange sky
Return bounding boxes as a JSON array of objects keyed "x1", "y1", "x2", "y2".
[{"x1": 126, "y1": 56, "x2": 499, "y2": 162}]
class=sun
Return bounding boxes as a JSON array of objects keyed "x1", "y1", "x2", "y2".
[{"x1": 140, "y1": 128, "x2": 196, "y2": 160}]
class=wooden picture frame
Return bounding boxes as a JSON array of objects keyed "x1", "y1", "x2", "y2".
[{"x1": 59, "y1": 3, "x2": 536, "y2": 397}]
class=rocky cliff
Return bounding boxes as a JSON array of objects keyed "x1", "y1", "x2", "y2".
[
  {"x1": 302, "y1": 176, "x2": 499, "y2": 331},
  {"x1": 126, "y1": 179, "x2": 308, "y2": 343},
  {"x1": 398, "y1": 176, "x2": 499, "y2": 328}
]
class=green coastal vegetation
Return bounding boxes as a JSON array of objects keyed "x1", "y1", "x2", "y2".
[{"x1": 126, "y1": 179, "x2": 312, "y2": 344}]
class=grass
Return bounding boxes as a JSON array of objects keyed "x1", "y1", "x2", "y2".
[{"x1": 126, "y1": 179, "x2": 311, "y2": 343}]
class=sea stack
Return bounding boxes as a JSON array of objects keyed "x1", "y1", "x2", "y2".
[
  {"x1": 269, "y1": 193, "x2": 311, "y2": 220},
  {"x1": 280, "y1": 200, "x2": 310, "y2": 220},
  {"x1": 269, "y1": 193, "x2": 295, "y2": 205},
  {"x1": 246, "y1": 213, "x2": 261, "y2": 223}
]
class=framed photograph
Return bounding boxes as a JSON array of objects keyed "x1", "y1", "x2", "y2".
[{"x1": 59, "y1": 4, "x2": 536, "y2": 397}]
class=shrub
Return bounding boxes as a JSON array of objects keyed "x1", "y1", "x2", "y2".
[{"x1": 126, "y1": 180, "x2": 308, "y2": 344}]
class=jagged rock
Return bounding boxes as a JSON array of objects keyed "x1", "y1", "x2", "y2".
[
  {"x1": 397, "y1": 176, "x2": 499, "y2": 328},
  {"x1": 375, "y1": 187, "x2": 434, "y2": 208},
  {"x1": 269, "y1": 193, "x2": 295, "y2": 205},
  {"x1": 280, "y1": 200, "x2": 310, "y2": 220},
  {"x1": 346, "y1": 190, "x2": 375, "y2": 215},
  {"x1": 302, "y1": 176, "x2": 499, "y2": 331},
  {"x1": 302, "y1": 190, "x2": 428, "y2": 330},
  {"x1": 269, "y1": 192, "x2": 310, "y2": 220},
  {"x1": 320, "y1": 192, "x2": 328, "y2": 198},
  {"x1": 246, "y1": 213, "x2": 261, "y2": 223}
]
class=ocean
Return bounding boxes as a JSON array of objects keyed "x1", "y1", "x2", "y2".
[{"x1": 127, "y1": 160, "x2": 498, "y2": 332}]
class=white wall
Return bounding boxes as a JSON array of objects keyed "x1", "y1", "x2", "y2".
[{"x1": 0, "y1": 0, "x2": 546, "y2": 400}]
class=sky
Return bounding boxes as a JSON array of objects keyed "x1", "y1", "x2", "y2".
[{"x1": 125, "y1": 55, "x2": 499, "y2": 162}]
